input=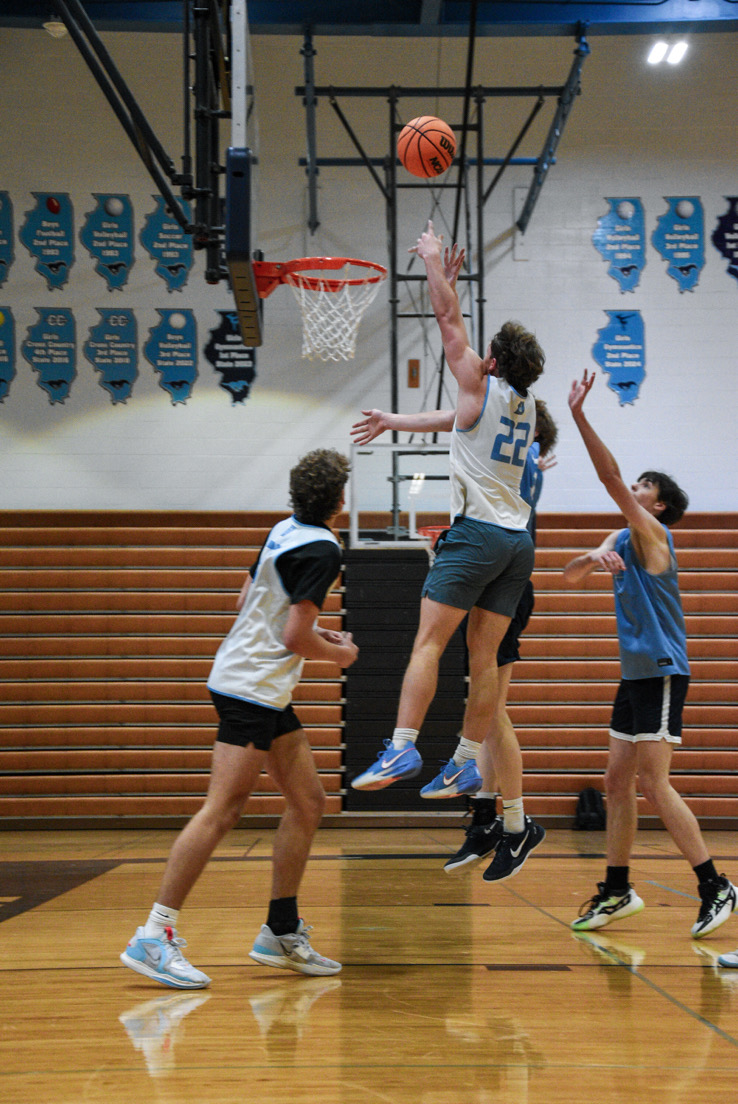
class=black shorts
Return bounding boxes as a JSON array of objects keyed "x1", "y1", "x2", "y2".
[
  {"x1": 609, "y1": 674, "x2": 690, "y2": 745},
  {"x1": 497, "y1": 580, "x2": 535, "y2": 667},
  {"x1": 210, "y1": 690, "x2": 302, "y2": 751}
]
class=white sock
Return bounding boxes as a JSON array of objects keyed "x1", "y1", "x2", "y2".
[
  {"x1": 144, "y1": 902, "x2": 179, "y2": 938},
  {"x1": 452, "y1": 735, "x2": 481, "y2": 766},
  {"x1": 392, "y1": 727, "x2": 419, "y2": 749},
  {"x1": 503, "y1": 798, "x2": 525, "y2": 835},
  {"x1": 474, "y1": 791, "x2": 497, "y2": 802}
]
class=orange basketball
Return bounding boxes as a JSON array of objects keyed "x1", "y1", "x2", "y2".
[{"x1": 397, "y1": 116, "x2": 456, "y2": 178}]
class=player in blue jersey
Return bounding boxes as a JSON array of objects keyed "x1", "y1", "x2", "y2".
[
  {"x1": 351, "y1": 221, "x2": 547, "y2": 884},
  {"x1": 564, "y1": 369, "x2": 736, "y2": 938},
  {"x1": 121, "y1": 450, "x2": 358, "y2": 988}
]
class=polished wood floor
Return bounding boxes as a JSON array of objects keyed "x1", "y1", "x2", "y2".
[{"x1": 1, "y1": 825, "x2": 738, "y2": 1103}]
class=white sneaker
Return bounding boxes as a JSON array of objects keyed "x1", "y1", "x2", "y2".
[
  {"x1": 120, "y1": 926, "x2": 211, "y2": 989},
  {"x1": 249, "y1": 920, "x2": 341, "y2": 976},
  {"x1": 571, "y1": 883, "x2": 645, "y2": 931},
  {"x1": 692, "y1": 876, "x2": 738, "y2": 939}
]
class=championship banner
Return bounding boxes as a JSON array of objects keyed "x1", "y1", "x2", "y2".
[
  {"x1": 140, "y1": 197, "x2": 193, "y2": 291},
  {"x1": 592, "y1": 198, "x2": 646, "y2": 292},
  {"x1": 712, "y1": 197, "x2": 738, "y2": 284},
  {"x1": 19, "y1": 193, "x2": 75, "y2": 290},
  {"x1": 144, "y1": 309, "x2": 198, "y2": 404},
  {"x1": 80, "y1": 195, "x2": 135, "y2": 290},
  {"x1": 651, "y1": 197, "x2": 704, "y2": 292},
  {"x1": 0, "y1": 307, "x2": 15, "y2": 402},
  {"x1": 591, "y1": 310, "x2": 645, "y2": 406},
  {"x1": 0, "y1": 193, "x2": 13, "y2": 288},
  {"x1": 204, "y1": 310, "x2": 257, "y2": 404},
  {"x1": 22, "y1": 308, "x2": 77, "y2": 404},
  {"x1": 84, "y1": 309, "x2": 138, "y2": 404}
]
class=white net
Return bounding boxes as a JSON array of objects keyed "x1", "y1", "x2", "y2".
[{"x1": 286, "y1": 263, "x2": 386, "y2": 362}]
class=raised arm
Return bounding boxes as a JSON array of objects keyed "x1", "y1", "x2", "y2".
[
  {"x1": 568, "y1": 370, "x2": 671, "y2": 573},
  {"x1": 350, "y1": 408, "x2": 455, "y2": 445},
  {"x1": 412, "y1": 221, "x2": 486, "y2": 421}
]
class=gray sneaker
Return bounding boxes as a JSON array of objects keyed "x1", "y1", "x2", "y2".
[{"x1": 249, "y1": 920, "x2": 341, "y2": 976}]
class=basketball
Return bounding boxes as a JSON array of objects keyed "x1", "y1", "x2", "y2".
[{"x1": 397, "y1": 116, "x2": 456, "y2": 178}]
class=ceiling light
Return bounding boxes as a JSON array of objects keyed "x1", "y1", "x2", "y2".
[
  {"x1": 667, "y1": 41, "x2": 688, "y2": 65},
  {"x1": 42, "y1": 18, "x2": 67, "y2": 39},
  {"x1": 647, "y1": 41, "x2": 669, "y2": 65}
]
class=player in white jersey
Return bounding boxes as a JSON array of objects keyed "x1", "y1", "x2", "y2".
[
  {"x1": 352, "y1": 221, "x2": 547, "y2": 884},
  {"x1": 564, "y1": 370, "x2": 736, "y2": 940},
  {"x1": 121, "y1": 450, "x2": 358, "y2": 988}
]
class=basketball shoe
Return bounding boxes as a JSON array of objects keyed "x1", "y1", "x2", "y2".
[
  {"x1": 481, "y1": 816, "x2": 546, "y2": 883},
  {"x1": 444, "y1": 816, "x2": 503, "y2": 872},
  {"x1": 691, "y1": 875, "x2": 737, "y2": 939},
  {"x1": 420, "y1": 758, "x2": 482, "y2": 799},
  {"x1": 350, "y1": 739, "x2": 422, "y2": 790},
  {"x1": 249, "y1": 920, "x2": 341, "y2": 976},
  {"x1": 570, "y1": 884, "x2": 645, "y2": 932},
  {"x1": 120, "y1": 926, "x2": 211, "y2": 989}
]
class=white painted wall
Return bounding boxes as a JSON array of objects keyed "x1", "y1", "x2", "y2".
[{"x1": 1, "y1": 28, "x2": 736, "y2": 513}]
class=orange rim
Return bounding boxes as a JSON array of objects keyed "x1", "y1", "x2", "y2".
[{"x1": 283, "y1": 257, "x2": 387, "y2": 293}]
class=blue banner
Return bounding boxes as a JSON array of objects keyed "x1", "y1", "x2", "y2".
[
  {"x1": 84, "y1": 309, "x2": 138, "y2": 404},
  {"x1": 144, "y1": 309, "x2": 197, "y2": 404},
  {"x1": 19, "y1": 193, "x2": 75, "y2": 290},
  {"x1": 592, "y1": 198, "x2": 646, "y2": 292},
  {"x1": 140, "y1": 197, "x2": 193, "y2": 291},
  {"x1": 80, "y1": 194, "x2": 135, "y2": 290},
  {"x1": 591, "y1": 310, "x2": 645, "y2": 406},
  {"x1": 204, "y1": 310, "x2": 257, "y2": 404},
  {"x1": 712, "y1": 197, "x2": 738, "y2": 284},
  {"x1": 22, "y1": 308, "x2": 77, "y2": 404},
  {"x1": 0, "y1": 194, "x2": 13, "y2": 289},
  {"x1": 651, "y1": 197, "x2": 704, "y2": 292},
  {"x1": 0, "y1": 307, "x2": 15, "y2": 402}
]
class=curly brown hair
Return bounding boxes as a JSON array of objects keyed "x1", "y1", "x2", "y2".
[
  {"x1": 534, "y1": 399, "x2": 558, "y2": 458},
  {"x1": 289, "y1": 449, "x2": 351, "y2": 525},
  {"x1": 490, "y1": 320, "x2": 545, "y2": 395}
]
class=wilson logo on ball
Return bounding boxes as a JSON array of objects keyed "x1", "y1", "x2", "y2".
[{"x1": 397, "y1": 116, "x2": 456, "y2": 179}]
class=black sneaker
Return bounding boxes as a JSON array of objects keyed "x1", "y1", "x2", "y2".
[
  {"x1": 443, "y1": 816, "x2": 503, "y2": 873},
  {"x1": 692, "y1": 875, "x2": 737, "y2": 939},
  {"x1": 482, "y1": 816, "x2": 546, "y2": 883}
]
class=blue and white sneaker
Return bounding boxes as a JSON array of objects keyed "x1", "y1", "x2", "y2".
[
  {"x1": 249, "y1": 920, "x2": 341, "y2": 976},
  {"x1": 350, "y1": 739, "x2": 422, "y2": 791},
  {"x1": 120, "y1": 926, "x2": 211, "y2": 990},
  {"x1": 420, "y1": 758, "x2": 482, "y2": 799}
]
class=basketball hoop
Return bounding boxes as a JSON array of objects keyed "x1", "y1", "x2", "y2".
[{"x1": 253, "y1": 257, "x2": 387, "y2": 362}]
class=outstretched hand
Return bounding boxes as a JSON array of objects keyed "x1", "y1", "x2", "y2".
[
  {"x1": 350, "y1": 409, "x2": 388, "y2": 445},
  {"x1": 409, "y1": 219, "x2": 444, "y2": 262},
  {"x1": 537, "y1": 451, "x2": 558, "y2": 473},
  {"x1": 593, "y1": 549, "x2": 626, "y2": 576},
  {"x1": 569, "y1": 370, "x2": 596, "y2": 418},
  {"x1": 443, "y1": 243, "x2": 465, "y2": 289}
]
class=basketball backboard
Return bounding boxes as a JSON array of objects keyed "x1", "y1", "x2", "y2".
[{"x1": 226, "y1": 0, "x2": 262, "y2": 346}]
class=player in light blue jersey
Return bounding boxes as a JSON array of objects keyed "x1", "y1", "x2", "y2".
[
  {"x1": 564, "y1": 369, "x2": 736, "y2": 939},
  {"x1": 121, "y1": 450, "x2": 358, "y2": 988},
  {"x1": 352, "y1": 220, "x2": 547, "y2": 885}
]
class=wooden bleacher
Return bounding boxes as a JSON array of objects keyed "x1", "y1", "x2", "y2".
[{"x1": 0, "y1": 510, "x2": 735, "y2": 828}]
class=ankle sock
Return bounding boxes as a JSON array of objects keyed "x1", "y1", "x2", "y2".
[
  {"x1": 502, "y1": 798, "x2": 525, "y2": 835},
  {"x1": 604, "y1": 866, "x2": 630, "y2": 897},
  {"x1": 267, "y1": 896, "x2": 299, "y2": 936},
  {"x1": 391, "y1": 727, "x2": 418, "y2": 749},
  {"x1": 144, "y1": 902, "x2": 179, "y2": 938},
  {"x1": 452, "y1": 735, "x2": 482, "y2": 766},
  {"x1": 693, "y1": 859, "x2": 719, "y2": 886}
]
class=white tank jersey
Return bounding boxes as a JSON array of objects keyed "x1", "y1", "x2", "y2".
[
  {"x1": 207, "y1": 516, "x2": 340, "y2": 710},
  {"x1": 449, "y1": 374, "x2": 535, "y2": 530}
]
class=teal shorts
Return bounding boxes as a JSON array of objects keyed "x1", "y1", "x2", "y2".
[{"x1": 421, "y1": 516, "x2": 534, "y2": 618}]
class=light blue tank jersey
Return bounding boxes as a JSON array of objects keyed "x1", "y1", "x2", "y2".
[{"x1": 613, "y1": 526, "x2": 690, "y2": 680}]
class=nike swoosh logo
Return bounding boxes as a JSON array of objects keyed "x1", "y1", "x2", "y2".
[
  {"x1": 143, "y1": 944, "x2": 163, "y2": 970},
  {"x1": 510, "y1": 831, "x2": 529, "y2": 858},
  {"x1": 380, "y1": 752, "x2": 407, "y2": 769},
  {"x1": 442, "y1": 769, "x2": 464, "y2": 785}
]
